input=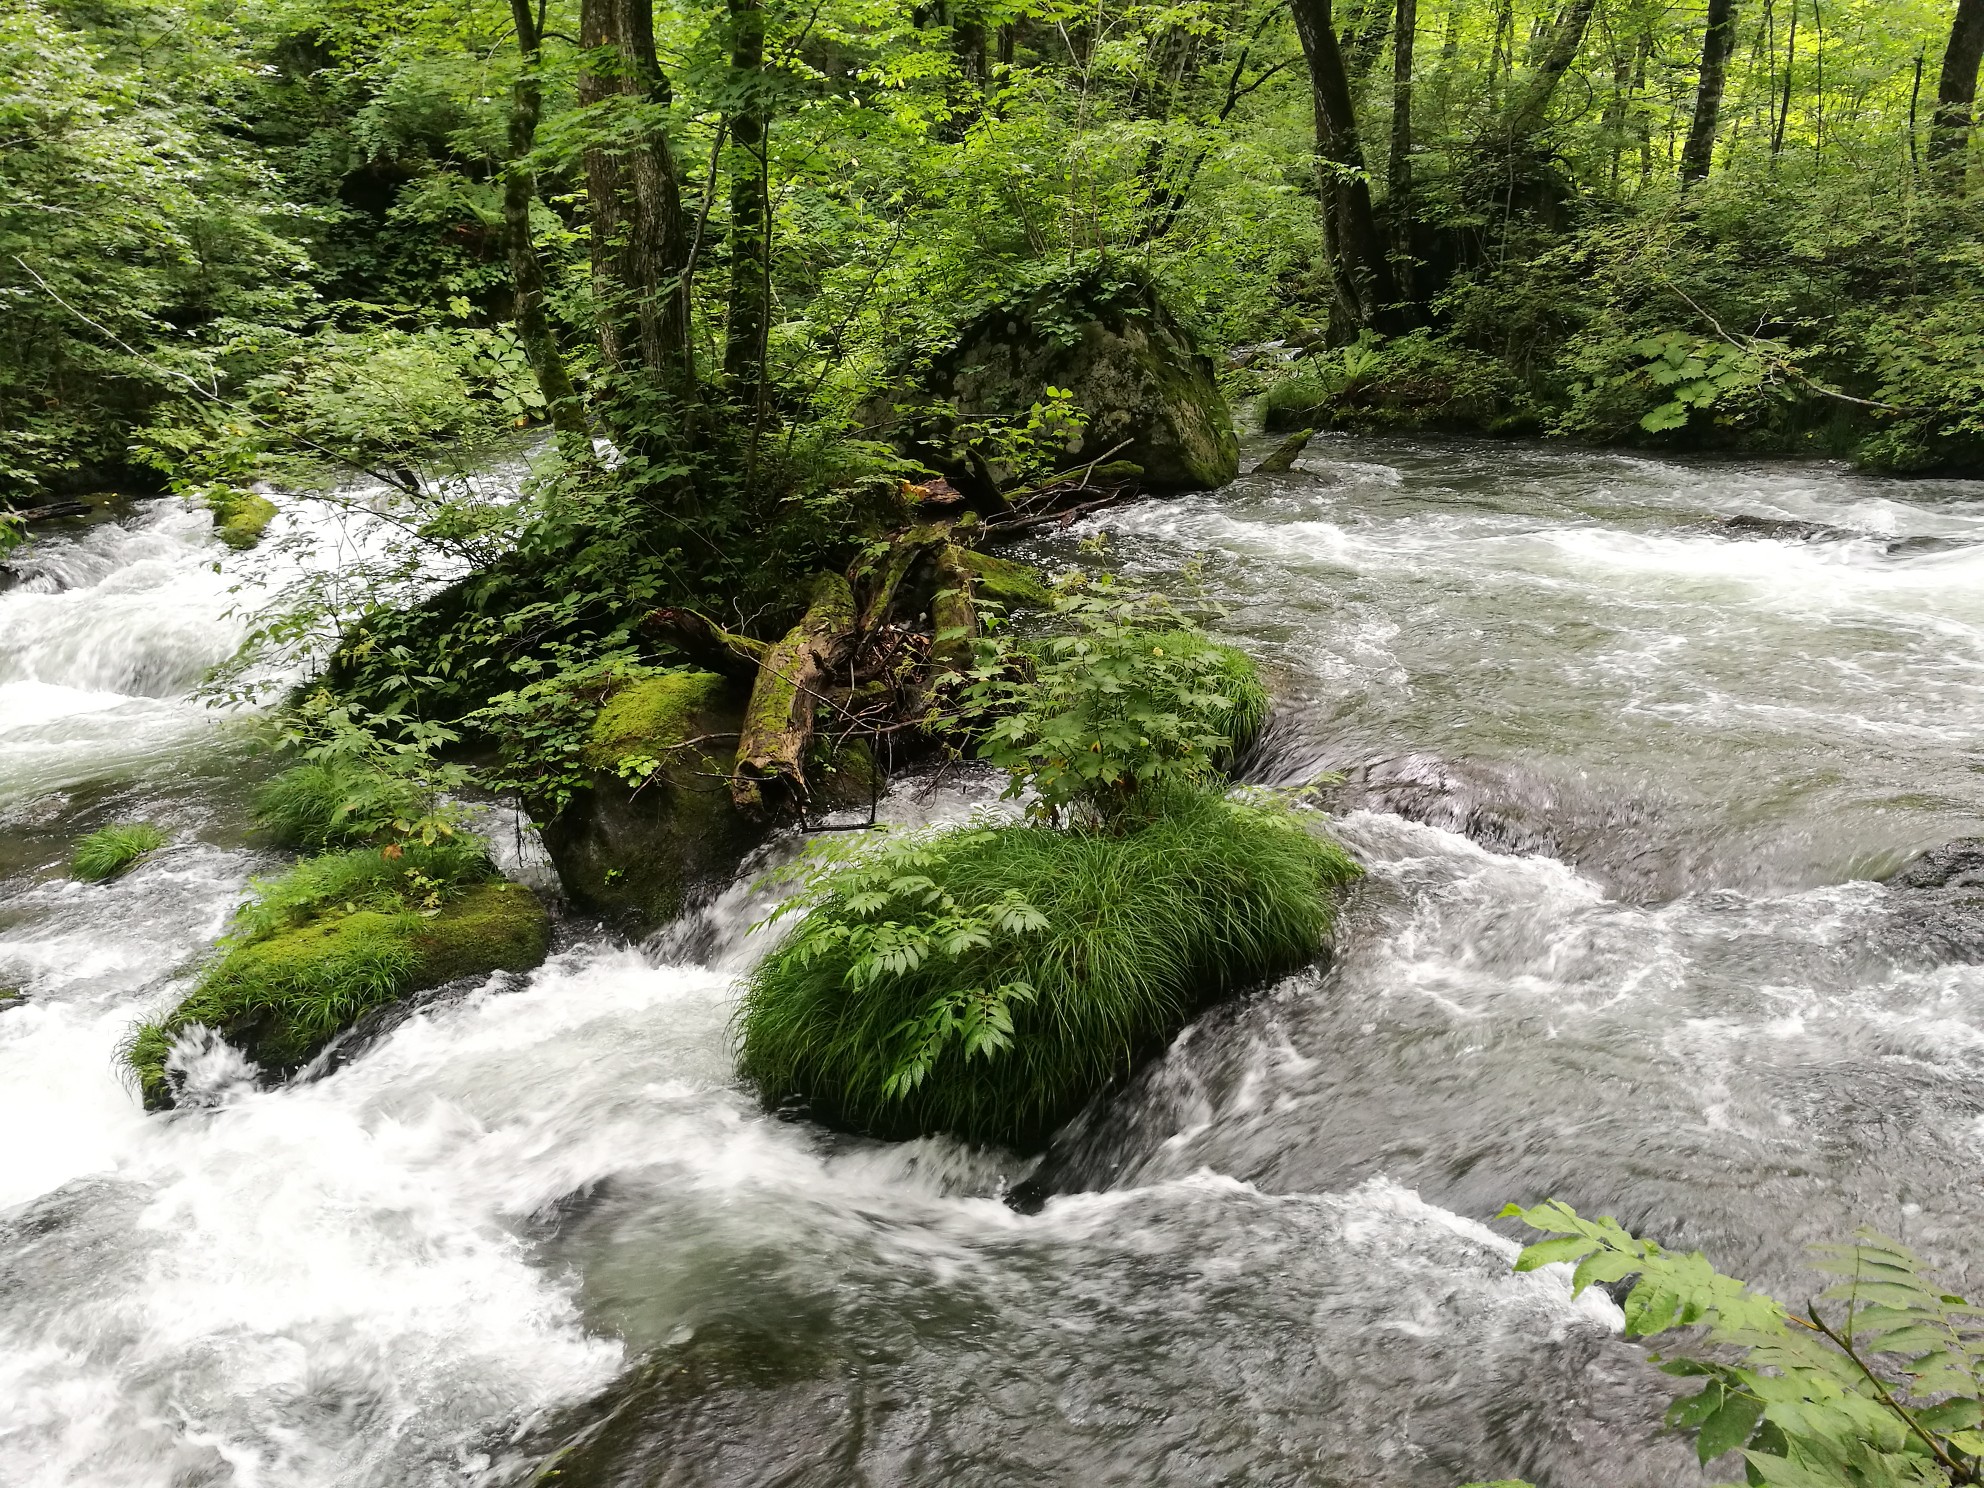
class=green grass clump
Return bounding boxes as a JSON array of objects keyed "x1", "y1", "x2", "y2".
[
  {"x1": 71, "y1": 823, "x2": 168, "y2": 882},
  {"x1": 736, "y1": 788, "x2": 1359, "y2": 1148},
  {"x1": 226, "y1": 837, "x2": 493, "y2": 942},
  {"x1": 253, "y1": 756, "x2": 427, "y2": 850}
]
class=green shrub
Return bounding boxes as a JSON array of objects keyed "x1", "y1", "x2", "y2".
[
  {"x1": 962, "y1": 580, "x2": 1271, "y2": 830},
  {"x1": 737, "y1": 788, "x2": 1359, "y2": 1148},
  {"x1": 252, "y1": 755, "x2": 432, "y2": 850},
  {"x1": 70, "y1": 823, "x2": 167, "y2": 882},
  {"x1": 1500, "y1": 1201, "x2": 1984, "y2": 1487}
]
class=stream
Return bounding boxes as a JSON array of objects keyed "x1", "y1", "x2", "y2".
[{"x1": 4, "y1": 436, "x2": 1984, "y2": 1487}]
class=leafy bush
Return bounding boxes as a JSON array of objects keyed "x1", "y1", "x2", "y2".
[
  {"x1": 960, "y1": 580, "x2": 1270, "y2": 830},
  {"x1": 70, "y1": 822, "x2": 167, "y2": 882},
  {"x1": 1500, "y1": 1201, "x2": 1984, "y2": 1486},
  {"x1": 737, "y1": 788, "x2": 1359, "y2": 1148}
]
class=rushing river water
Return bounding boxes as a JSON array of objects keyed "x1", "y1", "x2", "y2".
[{"x1": 4, "y1": 437, "x2": 1983, "y2": 1487}]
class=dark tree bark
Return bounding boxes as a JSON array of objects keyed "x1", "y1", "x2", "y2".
[
  {"x1": 723, "y1": 0, "x2": 770, "y2": 394},
  {"x1": 1502, "y1": 0, "x2": 1599, "y2": 147},
  {"x1": 505, "y1": 0, "x2": 588, "y2": 451},
  {"x1": 1771, "y1": 0, "x2": 1797, "y2": 161},
  {"x1": 1929, "y1": 0, "x2": 1984, "y2": 184},
  {"x1": 1288, "y1": 0, "x2": 1399, "y2": 332},
  {"x1": 577, "y1": 0, "x2": 696, "y2": 403},
  {"x1": 1680, "y1": 0, "x2": 1740, "y2": 183},
  {"x1": 1387, "y1": 0, "x2": 1416, "y2": 290}
]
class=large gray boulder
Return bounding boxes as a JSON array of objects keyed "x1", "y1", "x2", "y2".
[{"x1": 924, "y1": 270, "x2": 1239, "y2": 494}]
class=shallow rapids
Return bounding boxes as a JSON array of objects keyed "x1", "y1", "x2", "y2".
[{"x1": 4, "y1": 439, "x2": 1983, "y2": 1487}]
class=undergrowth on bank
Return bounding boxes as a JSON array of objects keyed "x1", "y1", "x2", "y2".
[
  {"x1": 1458, "y1": 1204, "x2": 1984, "y2": 1488},
  {"x1": 70, "y1": 823, "x2": 167, "y2": 882}
]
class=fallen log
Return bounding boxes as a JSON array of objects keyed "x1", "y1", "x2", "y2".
[
  {"x1": 731, "y1": 574, "x2": 859, "y2": 815},
  {"x1": 2, "y1": 500, "x2": 91, "y2": 523},
  {"x1": 1252, "y1": 428, "x2": 1314, "y2": 475},
  {"x1": 642, "y1": 607, "x2": 769, "y2": 682}
]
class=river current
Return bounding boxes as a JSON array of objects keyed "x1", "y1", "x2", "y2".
[{"x1": 3, "y1": 437, "x2": 1982, "y2": 1486}]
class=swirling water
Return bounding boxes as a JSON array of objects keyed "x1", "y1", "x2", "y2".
[{"x1": 1, "y1": 438, "x2": 1981, "y2": 1487}]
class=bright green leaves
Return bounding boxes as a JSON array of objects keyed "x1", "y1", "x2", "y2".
[
  {"x1": 1500, "y1": 1201, "x2": 1984, "y2": 1486},
  {"x1": 1631, "y1": 331, "x2": 1771, "y2": 433},
  {"x1": 759, "y1": 827, "x2": 1052, "y2": 1102},
  {"x1": 958, "y1": 577, "x2": 1267, "y2": 831}
]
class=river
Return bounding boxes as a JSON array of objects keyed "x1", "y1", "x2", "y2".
[{"x1": 3, "y1": 436, "x2": 1982, "y2": 1486}]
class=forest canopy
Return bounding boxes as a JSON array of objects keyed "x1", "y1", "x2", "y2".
[{"x1": 3, "y1": 0, "x2": 1982, "y2": 515}]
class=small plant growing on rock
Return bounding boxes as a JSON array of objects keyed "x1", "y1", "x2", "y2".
[{"x1": 71, "y1": 823, "x2": 168, "y2": 882}]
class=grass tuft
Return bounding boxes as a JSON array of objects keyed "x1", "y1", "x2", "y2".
[
  {"x1": 736, "y1": 788, "x2": 1359, "y2": 1148},
  {"x1": 252, "y1": 756, "x2": 427, "y2": 850},
  {"x1": 71, "y1": 823, "x2": 168, "y2": 882}
]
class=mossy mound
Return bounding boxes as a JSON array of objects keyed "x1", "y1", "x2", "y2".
[
  {"x1": 130, "y1": 851, "x2": 549, "y2": 1109},
  {"x1": 206, "y1": 489, "x2": 278, "y2": 550},
  {"x1": 736, "y1": 789, "x2": 1359, "y2": 1149},
  {"x1": 583, "y1": 671, "x2": 729, "y2": 770},
  {"x1": 540, "y1": 670, "x2": 766, "y2": 935}
]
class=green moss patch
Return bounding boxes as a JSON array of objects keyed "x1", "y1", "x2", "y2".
[
  {"x1": 584, "y1": 671, "x2": 728, "y2": 770},
  {"x1": 954, "y1": 548, "x2": 1053, "y2": 609},
  {"x1": 736, "y1": 789, "x2": 1359, "y2": 1149},
  {"x1": 129, "y1": 846, "x2": 549, "y2": 1108},
  {"x1": 207, "y1": 489, "x2": 278, "y2": 550},
  {"x1": 71, "y1": 822, "x2": 167, "y2": 882}
]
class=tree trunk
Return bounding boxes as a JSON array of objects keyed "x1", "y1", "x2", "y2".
[
  {"x1": 1387, "y1": 0, "x2": 1415, "y2": 294},
  {"x1": 723, "y1": 0, "x2": 770, "y2": 395},
  {"x1": 1288, "y1": 0, "x2": 1399, "y2": 333},
  {"x1": 505, "y1": 0, "x2": 588, "y2": 452},
  {"x1": 1680, "y1": 0, "x2": 1739, "y2": 183},
  {"x1": 1503, "y1": 0, "x2": 1598, "y2": 147},
  {"x1": 577, "y1": 0, "x2": 696, "y2": 403},
  {"x1": 1930, "y1": 0, "x2": 1984, "y2": 184},
  {"x1": 732, "y1": 573, "x2": 858, "y2": 814}
]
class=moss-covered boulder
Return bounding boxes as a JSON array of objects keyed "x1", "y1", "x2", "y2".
[
  {"x1": 131, "y1": 878, "x2": 549, "y2": 1109},
  {"x1": 205, "y1": 488, "x2": 278, "y2": 550},
  {"x1": 926, "y1": 269, "x2": 1239, "y2": 493},
  {"x1": 538, "y1": 672, "x2": 769, "y2": 936}
]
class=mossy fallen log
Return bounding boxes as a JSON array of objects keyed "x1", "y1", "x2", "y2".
[
  {"x1": 1252, "y1": 427, "x2": 1315, "y2": 475},
  {"x1": 732, "y1": 573, "x2": 859, "y2": 814},
  {"x1": 129, "y1": 868, "x2": 549, "y2": 1110}
]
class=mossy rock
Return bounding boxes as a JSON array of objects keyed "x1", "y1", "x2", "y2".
[
  {"x1": 928, "y1": 269, "x2": 1239, "y2": 492},
  {"x1": 540, "y1": 671, "x2": 767, "y2": 936},
  {"x1": 954, "y1": 548, "x2": 1053, "y2": 609},
  {"x1": 206, "y1": 489, "x2": 277, "y2": 550},
  {"x1": 131, "y1": 880, "x2": 549, "y2": 1110}
]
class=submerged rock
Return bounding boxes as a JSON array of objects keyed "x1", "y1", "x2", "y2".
[
  {"x1": 538, "y1": 671, "x2": 768, "y2": 937},
  {"x1": 915, "y1": 269, "x2": 1239, "y2": 494},
  {"x1": 1878, "y1": 839, "x2": 1984, "y2": 965}
]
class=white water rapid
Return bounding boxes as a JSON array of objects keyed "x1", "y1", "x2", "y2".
[{"x1": 4, "y1": 437, "x2": 1983, "y2": 1487}]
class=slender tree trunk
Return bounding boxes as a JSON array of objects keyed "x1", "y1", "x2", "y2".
[
  {"x1": 1503, "y1": 0, "x2": 1599, "y2": 147},
  {"x1": 506, "y1": 0, "x2": 588, "y2": 451},
  {"x1": 578, "y1": 0, "x2": 696, "y2": 405},
  {"x1": 723, "y1": 0, "x2": 769, "y2": 396},
  {"x1": 1387, "y1": 0, "x2": 1415, "y2": 295},
  {"x1": 1771, "y1": 0, "x2": 1797, "y2": 161},
  {"x1": 1680, "y1": 0, "x2": 1739, "y2": 183},
  {"x1": 1930, "y1": 0, "x2": 1984, "y2": 185},
  {"x1": 1288, "y1": 0, "x2": 1399, "y2": 332}
]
